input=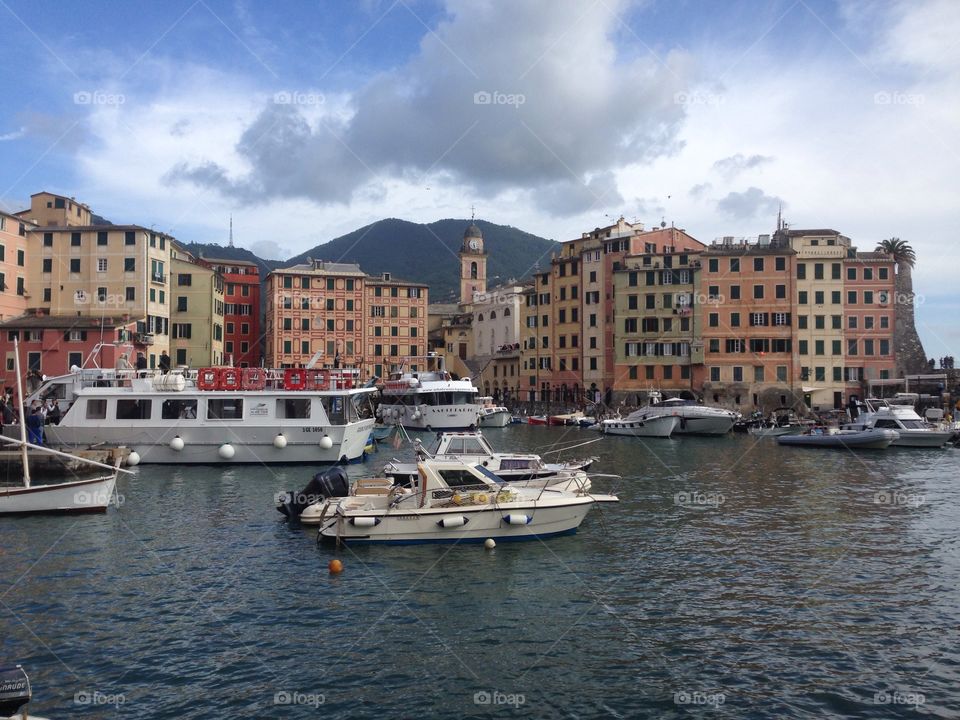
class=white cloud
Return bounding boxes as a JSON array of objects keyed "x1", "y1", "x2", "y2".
[{"x1": 712, "y1": 153, "x2": 773, "y2": 179}]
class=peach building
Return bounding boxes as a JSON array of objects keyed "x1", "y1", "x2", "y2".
[
  {"x1": 700, "y1": 233, "x2": 797, "y2": 410},
  {"x1": 842, "y1": 251, "x2": 896, "y2": 402},
  {"x1": 0, "y1": 210, "x2": 31, "y2": 321},
  {"x1": 203, "y1": 257, "x2": 261, "y2": 367}
]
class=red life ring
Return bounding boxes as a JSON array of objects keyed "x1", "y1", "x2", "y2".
[
  {"x1": 311, "y1": 369, "x2": 330, "y2": 390},
  {"x1": 284, "y1": 368, "x2": 306, "y2": 391},
  {"x1": 343, "y1": 378, "x2": 354, "y2": 389},
  {"x1": 219, "y1": 367, "x2": 241, "y2": 390},
  {"x1": 241, "y1": 367, "x2": 265, "y2": 390},
  {"x1": 197, "y1": 368, "x2": 218, "y2": 391}
]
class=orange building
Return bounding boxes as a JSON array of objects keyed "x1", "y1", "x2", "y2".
[
  {"x1": 700, "y1": 233, "x2": 798, "y2": 410},
  {"x1": 203, "y1": 257, "x2": 261, "y2": 367},
  {"x1": 842, "y1": 251, "x2": 896, "y2": 402}
]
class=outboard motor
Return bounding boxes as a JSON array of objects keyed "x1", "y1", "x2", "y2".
[
  {"x1": 0, "y1": 665, "x2": 31, "y2": 718},
  {"x1": 276, "y1": 467, "x2": 350, "y2": 519}
]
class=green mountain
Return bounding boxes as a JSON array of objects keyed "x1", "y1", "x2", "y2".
[{"x1": 185, "y1": 219, "x2": 557, "y2": 302}]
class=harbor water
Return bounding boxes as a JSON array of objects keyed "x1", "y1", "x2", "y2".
[{"x1": 2, "y1": 426, "x2": 959, "y2": 718}]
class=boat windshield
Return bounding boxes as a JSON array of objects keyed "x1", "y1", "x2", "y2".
[
  {"x1": 899, "y1": 420, "x2": 928, "y2": 430},
  {"x1": 440, "y1": 436, "x2": 490, "y2": 455}
]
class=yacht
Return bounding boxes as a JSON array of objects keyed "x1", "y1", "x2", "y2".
[
  {"x1": 625, "y1": 392, "x2": 738, "y2": 435},
  {"x1": 381, "y1": 431, "x2": 596, "y2": 487},
  {"x1": 377, "y1": 354, "x2": 481, "y2": 431},
  {"x1": 600, "y1": 413, "x2": 680, "y2": 438},
  {"x1": 477, "y1": 396, "x2": 511, "y2": 428},
  {"x1": 12, "y1": 358, "x2": 377, "y2": 464},
  {"x1": 843, "y1": 398, "x2": 952, "y2": 447},
  {"x1": 279, "y1": 459, "x2": 618, "y2": 543}
]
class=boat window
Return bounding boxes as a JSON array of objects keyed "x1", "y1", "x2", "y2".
[
  {"x1": 500, "y1": 458, "x2": 535, "y2": 470},
  {"x1": 116, "y1": 399, "x2": 152, "y2": 420},
  {"x1": 461, "y1": 438, "x2": 487, "y2": 454},
  {"x1": 277, "y1": 398, "x2": 311, "y2": 419},
  {"x1": 445, "y1": 438, "x2": 464, "y2": 454},
  {"x1": 438, "y1": 469, "x2": 486, "y2": 488},
  {"x1": 351, "y1": 393, "x2": 374, "y2": 420},
  {"x1": 321, "y1": 396, "x2": 346, "y2": 424},
  {"x1": 207, "y1": 398, "x2": 243, "y2": 420},
  {"x1": 874, "y1": 419, "x2": 899, "y2": 429},
  {"x1": 900, "y1": 420, "x2": 926, "y2": 429},
  {"x1": 162, "y1": 398, "x2": 197, "y2": 419},
  {"x1": 42, "y1": 383, "x2": 67, "y2": 400},
  {"x1": 86, "y1": 399, "x2": 107, "y2": 419}
]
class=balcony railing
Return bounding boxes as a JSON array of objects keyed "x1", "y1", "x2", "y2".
[{"x1": 151, "y1": 274, "x2": 167, "y2": 284}]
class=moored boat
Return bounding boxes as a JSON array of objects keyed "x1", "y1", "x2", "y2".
[
  {"x1": 600, "y1": 413, "x2": 680, "y2": 438},
  {"x1": 527, "y1": 415, "x2": 548, "y2": 426},
  {"x1": 377, "y1": 354, "x2": 480, "y2": 431},
  {"x1": 624, "y1": 392, "x2": 737, "y2": 435},
  {"x1": 477, "y1": 396, "x2": 511, "y2": 428},
  {"x1": 777, "y1": 428, "x2": 898, "y2": 450},
  {"x1": 844, "y1": 399, "x2": 952, "y2": 448}
]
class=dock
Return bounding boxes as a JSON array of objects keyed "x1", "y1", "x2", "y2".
[{"x1": 0, "y1": 446, "x2": 129, "y2": 478}]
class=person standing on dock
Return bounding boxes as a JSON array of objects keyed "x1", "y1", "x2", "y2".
[{"x1": 26, "y1": 405, "x2": 44, "y2": 445}]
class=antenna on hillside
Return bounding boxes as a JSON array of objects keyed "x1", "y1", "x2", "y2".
[{"x1": 229, "y1": 214, "x2": 234, "y2": 247}]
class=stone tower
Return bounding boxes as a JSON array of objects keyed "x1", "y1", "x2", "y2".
[{"x1": 459, "y1": 221, "x2": 487, "y2": 305}]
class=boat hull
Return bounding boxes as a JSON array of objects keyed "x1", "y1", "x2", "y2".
[
  {"x1": 601, "y1": 415, "x2": 680, "y2": 438},
  {"x1": 478, "y1": 410, "x2": 511, "y2": 428},
  {"x1": 0, "y1": 474, "x2": 117, "y2": 515},
  {"x1": 380, "y1": 403, "x2": 480, "y2": 431},
  {"x1": 890, "y1": 430, "x2": 952, "y2": 447},
  {"x1": 778, "y1": 429, "x2": 898, "y2": 449},
  {"x1": 24, "y1": 420, "x2": 374, "y2": 465},
  {"x1": 672, "y1": 414, "x2": 736, "y2": 435},
  {"x1": 317, "y1": 499, "x2": 597, "y2": 543}
]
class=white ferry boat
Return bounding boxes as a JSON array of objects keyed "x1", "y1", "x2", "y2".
[
  {"x1": 377, "y1": 354, "x2": 480, "y2": 431},
  {"x1": 13, "y1": 361, "x2": 377, "y2": 465}
]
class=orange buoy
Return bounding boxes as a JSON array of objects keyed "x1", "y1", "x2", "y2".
[{"x1": 328, "y1": 559, "x2": 343, "y2": 574}]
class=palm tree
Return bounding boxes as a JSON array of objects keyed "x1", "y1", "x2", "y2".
[{"x1": 876, "y1": 237, "x2": 926, "y2": 374}]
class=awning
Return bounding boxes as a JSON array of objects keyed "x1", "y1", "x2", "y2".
[{"x1": 801, "y1": 386, "x2": 823, "y2": 393}]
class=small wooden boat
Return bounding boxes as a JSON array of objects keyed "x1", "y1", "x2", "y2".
[{"x1": 777, "y1": 428, "x2": 898, "y2": 449}]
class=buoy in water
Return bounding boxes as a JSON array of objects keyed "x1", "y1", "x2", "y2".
[
  {"x1": 329, "y1": 559, "x2": 343, "y2": 574},
  {"x1": 484, "y1": 538, "x2": 496, "y2": 549},
  {"x1": 126, "y1": 451, "x2": 141, "y2": 467}
]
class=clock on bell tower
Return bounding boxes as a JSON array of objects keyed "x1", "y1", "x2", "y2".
[{"x1": 459, "y1": 220, "x2": 487, "y2": 305}]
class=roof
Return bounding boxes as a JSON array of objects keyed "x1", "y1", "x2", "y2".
[
  {"x1": 784, "y1": 228, "x2": 843, "y2": 237},
  {"x1": 25, "y1": 224, "x2": 175, "y2": 238},
  {"x1": 701, "y1": 245, "x2": 796, "y2": 256},
  {"x1": 0, "y1": 314, "x2": 139, "y2": 330},
  {"x1": 367, "y1": 278, "x2": 429, "y2": 288},
  {"x1": 850, "y1": 251, "x2": 892, "y2": 261},
  {"x1": 273, "y1": 260, "x2": 364, "y2": 275},
  {"x1": 428, "y1": 303, "x2": 461, "y2": 315},
  {"x1": 464, "y1": 223, "x2": 482, "y2": 239},
  {"x1": 29, "y1": 191, "x2": 93, "y2": 209},
  {"x1": 203, "y1": 257, "x2": 259, "y2": 267}
]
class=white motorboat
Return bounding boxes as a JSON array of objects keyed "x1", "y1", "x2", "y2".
[
  {"x1": 778, "y1": 427, "x2": 899, "y2": 450},
  {"x1": 279, "y1": 460, "x2": 617, "y2": 543},
  {"x1": 9, "y1": 346, "x2": 377, "y2": 465},
  {"x1": 477, "y1": 396, "x2": 511, "y2": 428},
  {"x1": 844, "y1": 399, "x2": 952, "y2": 448},
  {"x1": 381, "y1": 431, "x2": 597, "y2": 490},
  {"x1": 621, "y1": 392, "x2": 737, "y2": 435},
  {"x1": 0, "y1": 339, "x2": 129, "y2": 515},
  {"x1": 600, "y1": 413, "x2": 680, "y2": 438},
  {"x1": 378, "y1": 353, "x2": 480, "y2": 431},
  {"x1": 748, "y1": 423, "x2": 804, "y2": 437}
]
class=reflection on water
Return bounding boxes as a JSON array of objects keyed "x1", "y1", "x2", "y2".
[{"x1": 1, "y1": 426, "x2": 958, "y2": 718}]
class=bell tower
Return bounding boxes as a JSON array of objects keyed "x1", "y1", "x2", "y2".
[{"x1": 458, "y1": 216, "x2": 487, "y2": 305}]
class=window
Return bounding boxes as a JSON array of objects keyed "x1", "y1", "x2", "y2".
[
  {"x1": 177, "y1": 297, "x2": 187, "y2": 312},
  {"x1": 753, "y1": 285, "x2": 764, "y2": 299},
  {"x1": 879, "y1": 267, "x2": 889, "y2": 280},
  {"x1": 815, "y1": 315, "x2": 825, "y2": 329},
  {"x1": 277, "y1": 399, "x2": 311, "y2": 419},
  {"x1": 832, "y1": 340, "x2": 842, "y2": 355},
  {"x1": 832, "y1": 315, "x2": 842, "y2": 329},
  {"x1": 730, "y1": 285, "x2": 740, "y2": 300},
  {"x1": 799, "y1": 340, "x2": 808, "y2": 355},
  {"x1": 880, "y1": 339, "x2": 890, "y2": 355},
  {"x1": 730, "y1": 312, "x2": 740, "y2": 327},
  {"x1": 207, "y1": 399, "x2": 243, "y2": 420},
  {"x1": 814, "y1": 263, "x2": 824, "y2": 280},
  {"x1": 16, "y1": 249, "x2": 24, "y2": 267},
  {"x1": 848, "y1": 316, "x2": 858, "y2": 329},
  {"x1": 847, "y1": 267, "x2": 856, "y2": 280},
  {"x1": 42, "y1": 258, "x2": 52, "y2": 273},
  {"x1": 775, "y1": 284, "x2": 785, "y2": 299},
  {"x1": 97, "y1": 286, "x2": 107, "y2": 302},
  {"x1": 43, "y1": 288, "x2": 51, "y2": 302},
  {"x1": 97, "y1": 231, "x2": 108, "y2": 246},
  {"x1": 754, "y1": 366, "x2": 764, "y2": 382},
  {"x1": 126, "y1": 287, "x2": 135, "y2": 301},
  {"x1": 775, "y1": 257, "x2": 785, "y2": 271},
  {"x1": 178, "y1": 274, "x2": 192, "y2": 286},
  {"x1": 97, "y1": 258, "x2": 108, "y2": 272},
  {"x1": 798, "y1": 291, "x2": 808, "y2": 304},
  {"x1": 831, "y1": 263, "x2": 841, "y2": 280},
  {"x1": 70, "y1": 259, "x2": 81, "y2": 273},
  {"x1": 124, "y1": 258, "x2": 136, "y2": 272},
  {"x1": 162, "y1": 399, "x2": 198, "y2": 419},
  {"x1": 708, "y1": 258, "x2": 718, "y2": 273},
  {"x1": 796, "y1": 263, "x2": 806, "y2": 279},
  {"x1": 814, "y1": 291, "x2": 824, "y2": 304},
  {"x1": 710, "y1": 367, "x2": 720, "y2": 382},
  {"x1": 777, "y1": 365, "x2": 787, "y2": 382},
  {"x1": 864, "y1": 291, "x2": 873, "y2": 304},
  {"x1": 43, "y1": 232, "x2": 53, "y2": 247},
  {"x1": 729, "y1": 258, "x2": 740, "y2": 272},
  {"x1": 753, "y1": 257, "x2": 763, "y2": 272},
  {"x1": 708, "y1": 313, "x2": 718, "y2": 327},
  {"x1": 86, "y1": 399, "x2": 108, "y2": 419},
  {"x1": 124, "y1": 231, "x2": 136, "y2": 245},
  {"x1": 848, "y1": 340, "x2": 858, "y2": 355},
  {"x1": 815, "y1": 340, "x2": 824, "y2": 355},
  {"x1": 116, "y1": 399, "x2": 152, "y2": 420},
  {"x1": 798, "y1": 315, "x2": 808, "y2": 329},
  {"x1": 847, "y1": 291, "x2": 857, "y2": 304},
  {"x1": 71, "y1": 232, "x2": 81, "y2": 247}
]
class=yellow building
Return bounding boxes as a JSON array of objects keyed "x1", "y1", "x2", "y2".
[
  {"x1": 170, "y1": 248, "x2": 225, "y2": 367},
  {"x1": 18, "y1": 192, "x2": 173, "y2": 369},
  {"x1": 786, "y1": 229, "x2": 850, "y2": 411}
]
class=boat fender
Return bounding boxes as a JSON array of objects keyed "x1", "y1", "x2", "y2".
[
  {"x1": 126, "y1": 451, "x2": 141, "y2": 467},
  {"x1": 218, "y1": 443, "x2": 235, "y2": 460},
  {"x1": 169, "y1": 436, "x2": 185, "y2": 452},
  {"x1": 503, "y1": 514, "x2": 532, "y2": 525},
  {"x1": 350, "y1": 516, "x2": 381, "y2": 528},
  {"x1": 319, "y1": 434, "x2": 334, "y2": 450},
  {"x1": 274, "y1": 434, "x2": 287, "y2": 449},
  {"x1": 437, "y1": 515, "x2": 469, "y2": 528}
]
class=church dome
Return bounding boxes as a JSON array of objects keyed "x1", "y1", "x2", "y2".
[{"x1": 464, "y1": 222, "x2": 482, "y2": 240}]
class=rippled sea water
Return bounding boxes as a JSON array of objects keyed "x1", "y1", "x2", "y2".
[{"x1": 2, "y1": 426, "x2": 959, "y2": 719}]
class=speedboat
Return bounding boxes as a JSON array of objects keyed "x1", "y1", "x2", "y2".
[
  {"x1": 600, "y1": 413, "x2": 680, "y2": 438},
  {"x1": 279, "y1": 460, "x2": 618, "y2": 543},
  {"x1": 382, "y1": 431, "x2": 596, "y2": 488},
  {"x1": 527, "y1": 415, "x2": 548, "y2": 426},
  {"x1": 843, "y1": 399, "x2": 952, "y2": 447},
  {"x1": 777, "y1": 427, "x2": 898, "y2": 449},
  {"x1": 549, "y1": 411, "x2": 585, "y2": 426},
  {"x1": 625, "y1": 392, "x2": 737, "y2": 435},
  {"x1": 477, "y1": 397, "x2": 511, "y2": 428}
]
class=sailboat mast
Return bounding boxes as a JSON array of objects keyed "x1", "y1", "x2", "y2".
[{"x1": 12, "y1": 337, "x2": 30, "y2": 486}]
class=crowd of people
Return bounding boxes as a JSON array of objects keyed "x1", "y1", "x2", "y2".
[{"x1": 0, "y1": 389, "x2": 63, "y2": 446}]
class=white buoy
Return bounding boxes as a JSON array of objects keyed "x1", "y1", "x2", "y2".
[
  {"x1": 169, "y1": 436, "x2": 185, "y2": 452},
  {"x1": 484, "y1": 538, "x2": 496, "y2": 549},
  {"x1": 126, "y1": 451, "x2": 141, "y2": 467},
  {"x1": 319, "y1": 434, "x2": 334, "y2": 450},
  {"x1": 218, "y1": 443, "x2": 235, "y2": 459},
  {"x1": 273, "y1": 434, "x2": 287, "y2": 449}
]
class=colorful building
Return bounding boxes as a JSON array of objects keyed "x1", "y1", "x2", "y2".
[
  {"x1": 203, "y1": 257, "x2": 261, "y2": 367},
  {"x1": 364, "y1": 272, "x2": 428, "y2": 379},
  {"x1": 842, "y1": 251, "x2": 897, "y2": 402},
  {"x1": 170, "y1": 248, "x2": 225, "y2": 367},
  {"x1": 0, "y1": 210, "x2": 31, "y2": 321}
]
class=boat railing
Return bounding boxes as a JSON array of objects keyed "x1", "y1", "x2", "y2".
[{"x1": 73, "y1": 365, "x2": 366, "y2": 392}]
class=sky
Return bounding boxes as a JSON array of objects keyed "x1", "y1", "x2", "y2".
[{"x1": 0, "y1": 0, "x2": 957, "y2": 357}]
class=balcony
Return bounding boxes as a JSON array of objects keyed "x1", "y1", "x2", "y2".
[
  {"x1": 136, "y1": 333, "x2": 155, "y2": 345},
  {"x1": 151, "y1": 274, "x2": 167, "y2": 284}
]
